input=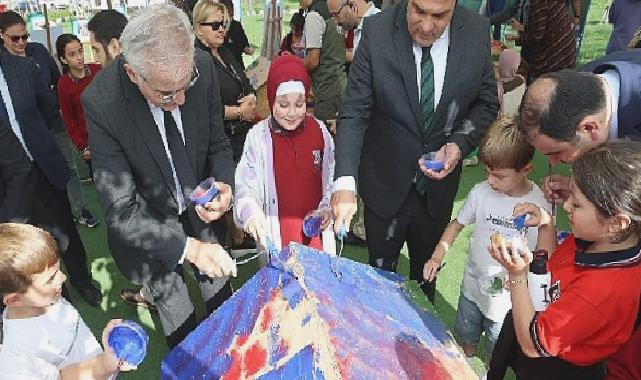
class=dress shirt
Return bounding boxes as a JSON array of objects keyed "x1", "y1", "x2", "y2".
[
  {"x1": 0, "y1": 65, "x2": 33, "y2": 160},
  {"x1": 598, "y1": 70, "x2": 620, "y2": 140},
  {"x1": 148, "y1": 102, "x2": 187, "y2": 214},
  {"x1": 353, "y1": 3, "x2": 381, "y2": 52}
]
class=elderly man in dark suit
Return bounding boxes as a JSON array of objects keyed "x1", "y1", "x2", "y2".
[
  {"x1": 331, "y1": 0, "x2": 499, "y2": 301},
  {"x1": 0, "y1": 51, "x2": 102, "y2": 306},
  {"x1": 82, "y1": 4, "x2": 237, "y2": 348},
  {"x1": 519, "y1": 50, "x2": 641, "y2": 206}
]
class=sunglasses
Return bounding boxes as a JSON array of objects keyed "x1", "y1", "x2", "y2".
[
  {"x1": 200, "y1": 20, "x2": 228, "y2": 31},
  {"x1": 140, "y1": 66, "x2": 200, "y2": 104},
  {"x1": 6, "y1": 33, "x2": 29, "y2": 43}
]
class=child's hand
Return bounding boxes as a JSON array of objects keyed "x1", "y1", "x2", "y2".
[
  {"x1": 513, "y1": 202, "x2": 553, "y2": 228},
  {"x1": 488, "y1": 238, "x2": 532, "y2": 276},
  {"x1": 423, "y1": 257, "x2": 443, "y2": 282}
]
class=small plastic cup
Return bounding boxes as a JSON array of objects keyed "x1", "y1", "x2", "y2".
[
  {"x1": 303, "y1": 210, "x2": 324, "y2": 237},
  {"x1": 107, "y1": 320, "x2": 149, "y2": 367},
  {"x1": 189, "y1": 178, "x2": 219, "y2": 206},
  {"x1": 513, "y1": 214, "x2": 527, "y2": 231},
  {"x1": 421, "y1": 152, "x2": 445, "y2": 172}
]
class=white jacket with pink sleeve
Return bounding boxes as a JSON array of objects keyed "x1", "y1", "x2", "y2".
[{"x1": 233, "y1": 117, "x2": 336, "y2": 254}]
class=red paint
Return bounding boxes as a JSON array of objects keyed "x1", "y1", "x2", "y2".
[
  {"x1": 235, "y1": 335, "x2": 249, "y2": 347},
  {"x1": 222, "y1": 350, "x2": 242, "y2": 380},
  {"x1": 261, "y1": 306, "x2": 273, "y2": 332},
  {"x1": 244, "y1": 343, "x2": 268, "y2": 376}
]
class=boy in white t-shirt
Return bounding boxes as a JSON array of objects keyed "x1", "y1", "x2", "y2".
[
  {"x1": 0, "y1": 223, "x2": 126, "y2": 376},
  {"x1": 423, "y1": 116, "x2": 550, "y2": 364}
]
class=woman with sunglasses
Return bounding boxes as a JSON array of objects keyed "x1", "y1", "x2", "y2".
[{"x1": 193, "y1": 0, "x2": 258, "y2": 256}]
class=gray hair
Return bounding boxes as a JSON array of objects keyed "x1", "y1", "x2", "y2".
[{"x1": 120, "y1": 4, "x2": 195, "y2": 81}]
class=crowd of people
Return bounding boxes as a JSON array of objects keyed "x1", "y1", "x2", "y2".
[{"x1": 0, "y1": 0, "x2": 640, "y2": 378}]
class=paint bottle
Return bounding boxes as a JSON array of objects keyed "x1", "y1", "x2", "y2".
[{"x1": 528, "y1": 250, "x2": 551, "y2": 311}]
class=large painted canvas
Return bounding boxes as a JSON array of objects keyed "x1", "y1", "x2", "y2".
[{"x1": 162, "y1": 243, "x2": 476, "y2": 379}]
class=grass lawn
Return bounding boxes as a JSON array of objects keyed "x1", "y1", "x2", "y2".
[{"x1": 69, "y1": 0, "x2": 610, "y2": 378}]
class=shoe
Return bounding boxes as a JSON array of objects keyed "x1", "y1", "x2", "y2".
[
  {"x1": 230, "y1": 235, "x2": 257, "y2": 258},
  {"x1": 463, "y1": 156, "x2": 479, "y2": 167},
  {"x1": 73, "y1": 282, "x2": 102, "y2": 307},
  {"x1": 77, "y1": 208, "x2": 99, "y2": 228},
  {"x1": 80, "y1": 177, "x2": 93, "y2": 185},
  {"x1": 120, "y1": 288, "x2": 157, "y2": 312},
  {"x1": 343, "y1": 231, "x2": 367, "y2": 247}
]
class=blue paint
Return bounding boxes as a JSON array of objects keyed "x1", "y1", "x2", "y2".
[
  {"x1": 280, "y1": 280, "x2": 305, "y2": 309},
  {"x1": 107, "y1": 320, "x2": 149, "y2": 366},
  {"x1": 513, "y1": 214, "x2": 527, "y2": 230},
  {"x1": 162, "y1": 243, "x2": 470, "y2": 379},
  {"x1": 258, "y1": 346, "x2": 325, "y2": 380},
  {"x1": 421, "y1": 153, "x2": 445, "y2": 172},
  {"x1": 303, "y1": 212, "x2": 323, "y2": 237},
  {"x1": 189, "y1": 178, "x2": 219, "y2": 206}
]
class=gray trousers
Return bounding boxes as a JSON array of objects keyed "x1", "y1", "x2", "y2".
[
  {"x1": 53, "y1": 129, "x2": 86, "y2": 217},
  {"x1": 145, "y1": 263, "x2": 230, "y2": 347}
]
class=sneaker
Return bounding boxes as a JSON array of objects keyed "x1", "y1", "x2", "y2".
[
  {"x1": 77, "y1": 208, "x2": 99, "y2": 228},
  {"x1": 230, "y1": 235, "x2": 258, "y2": 258},
  {"x1": 80, "y1": 176, "x2": 93, "y2": 185},
  {"x1": 463, "y1": 156, "x2": 479, "y2": 167},
  {"x1": 343, "y1": 231, "x2": 367, "y2": 247}
]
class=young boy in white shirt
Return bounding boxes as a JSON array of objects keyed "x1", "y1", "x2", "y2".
[
  {"x1": 423, "y1": 116, "x2": 550, "y2": 364},
  {"x1": 0, "y1": 223, "x2": 130, "y2": 377}
]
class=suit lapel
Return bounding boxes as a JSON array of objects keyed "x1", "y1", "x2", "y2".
[
  {"x1": 393, "y1": 7, "x2": 422, "y2": 138},
  {"x1": 433, "y1": 9, "x2": 464, "y2": 134},
  {"x1": 1, "y1": 55, "x2": 24, "y2": 118},
  {"x1": 120, "y1": 60, "x2": 180, "y2": 205}
]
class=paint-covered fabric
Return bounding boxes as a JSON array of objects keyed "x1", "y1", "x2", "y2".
[
  {"x1": 234, "y1": 117, "x2": 336, "y2": 254},
  {"x1": 161, "y1": 243, "x2": 477, "y2": 379}
]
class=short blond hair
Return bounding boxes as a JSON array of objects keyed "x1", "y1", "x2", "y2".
[
  {"x1": 0, "y1": 223, "x2": 60, "y2": 296},
  {"x1": 193, "y1": 0, "x2": 230, "y2": 31},
  {"x1": 479, "y1": 115, "x2": 534, "y2": 170}
]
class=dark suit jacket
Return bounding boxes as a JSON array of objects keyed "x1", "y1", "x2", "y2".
[
  {"x1": 335, "y1": 3, "x2": 499, "y2": 219},
  {"x1": 580, "y1": 49, "x2": 641, "y2": 139},
  {"x1": 0, "y1": 122, "x2": 36, "y2": 222},
  {"x1": 0, "y1": 52, "x2": 70, "y2": 192},
  {"x1": 81, "y1": 51, "x2": 236, "y2": 282}
]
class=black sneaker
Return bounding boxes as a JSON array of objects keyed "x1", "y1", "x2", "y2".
[
  {"x1": 230, "y1": 235, "x2": 257, "y2": 258},
  {"x1": 77, "y1": 208, "x2": 99, "y2": 228},
  {"x1": 343, "y1": 232, "x2": 367, "y2": 247}
]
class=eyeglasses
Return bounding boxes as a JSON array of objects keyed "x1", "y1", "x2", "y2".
[
  {"x1": 330, "y1": 1, "x2": 349, "y2": 17},
  {"x1": 140, "y1": 66, "x2": 200, "y2": 104},
  {"x1": 200, "y1": 20, "x2": 228, "y2": 31},
  {"x1": 6, "y1": 33, "x2": 29, "y2": 43}
]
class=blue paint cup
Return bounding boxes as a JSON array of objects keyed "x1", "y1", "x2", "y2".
[
  {"x1": 513, "y1": 214, "x2": 527, "y2": 231},
  {"x1": 107, "y1": 320, "x2": 149, "y2": 366},
  {"x1": 421, "y1": 152, "x2": 445, "y2": 172},
  {"x1": 303, "y1": 210, "x2": 324, "y2": 237},
  {"x1": 189, "y1": 177, "x2": 219, "y2": 206}
]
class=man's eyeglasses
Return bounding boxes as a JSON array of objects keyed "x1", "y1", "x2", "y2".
[
  {"x1": 200, "y1": 20, "x2": 228, "y2": 31},
  {"x1": 140, "y1": 66, "x2": 200, "y2": 105},
  {"x1": 330, "y1": 1, "x2": 350, "y2": 17},
  {"x1": 6, "y1": 34, "x2": 29, "y2": 43}
]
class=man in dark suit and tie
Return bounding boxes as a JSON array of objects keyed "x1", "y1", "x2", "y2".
[
  {"x1": 331, "y1": 0, "x2": 499, "y2": 301},
  {"x1": 0, "y1": 122, "x2": 35, "y2": 222},
  {"x1": 82, "y1": 4, "x2": 238, "y2": 348},
  {"x1": 519, "y1": 50, "x2": 641, "y2": 205},
  {"x1": 0, "y1": 51, "x2": 102, "y2": 306}
]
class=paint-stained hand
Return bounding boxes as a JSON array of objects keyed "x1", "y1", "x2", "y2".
[
  {"x1": 195, "y1": 182, "x2": 233, "y2": 223},
  {"x1": 330, "y1": 190, "x2": 357, "y2": 235},
  {"x1": 418, "y1": 142, "x2": 461, "y2": 180}
]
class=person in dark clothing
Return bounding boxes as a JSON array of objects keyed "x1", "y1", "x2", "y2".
[
  {"x1": 0, "y1": 12, "x2": 101, "y2": 307},
  {"x1": 194, "y1": 0, "x2": 258, "y2": 255},
  {"x1": 221, "y1": 0, "x2": 254, "y2": 70},
  {"x1": 606, "y1": 0, "x2": 641, "y2": 54},
  {"x1": 279, "y1": 11, "x2": 305, "y2": 58}
]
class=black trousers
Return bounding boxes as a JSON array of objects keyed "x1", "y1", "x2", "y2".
[
  {"x1": 31, "y1": 166, "x2": 93, "y2": 287},
  {"x1": 364, "y1": 187, "x2": 450, "y2": 303},
  {"x1": 487, "y1": 311, "x2": 605, "y2": 380}
]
